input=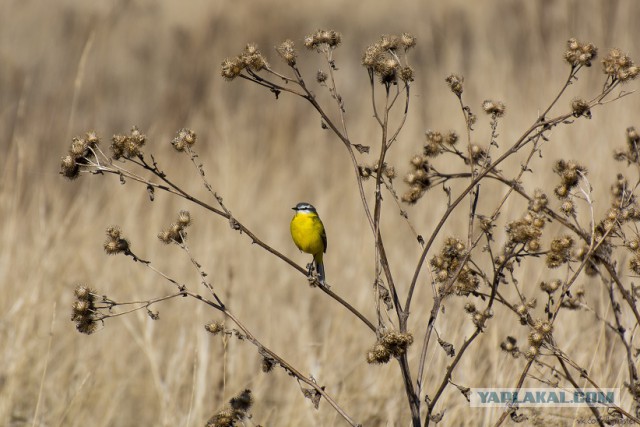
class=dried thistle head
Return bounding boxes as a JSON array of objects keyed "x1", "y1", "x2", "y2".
[
  {"x1": 362, "y1": 33, "x2": 415, "y2": 85},
  {"x1": 158, "y1": 211, "x2": 193, "y2": 244},
  {"x1": 205, "y1": 321, "x2": 225, "y2": 335},
  {"x1": 553, "y1": 159, "x2": 586, "y2": 198},
  {"x1": 60, "y1": 155, "x2": 80, "y2": 179},
  {"x1": 431, "y1": 237, "x2": 479, "y2": 296},
  {"x1": 400, "y1": 32, "x2": 417, "y2": 49},
  {"x1": 563, "y1": 38, "x2": 597, "y2": 67},
  {"x1": 221, "y1": 57, "x2": 245, "y2": 80},
  {"x1": 171, "y1": 128, "x2": 196, "y2": 152},
  {"x1": 546, "y1": 235, "x2": 574, "y2": 268},
  {"x1": 276, "y1": 39, "x2": 297, "y2": 66},
  {"x1": 205, "y1": 389, "x2": 253, "y2": 427},
  {"x1": 304, "y1": 29, "x2": 342, "y2": 50},
  {"x1": 506, "y1": 211, "x2": 546, "y2": 252},
  {"x1": 241, "y1": 43, "x2": 269, "y2": 71},
  {"x1": 111, "y1": 126, "x2": 146, "y2": 159},
  {"x1": 571, "y1": 98, "x2": 591, "y2": 118},
  {"x1": 366, "y1": 343, "x2": 391, "y2": 364},
  {"x1": 482, "y1": 100, "x2": 506, "y2": 117},
  {"x1": 367, "y1": 330, "x2": 414, "y2": 364},
  {"x1": 424, "y1": 130, "x2": 444, "y2": 157},
  {"x1": 500, "y1": 336, "x2": 519, "y2": 357},
  {"x1": 71, "y1": 284, "x2": 98, "y2": 334},
  {"x1": 468, "y1": 144, "x2": 488, "y2": 165},
  {"x1": 540, "y1": 279, "x2": 562, "y2": 294},
  {"x1": 602, "y1": 47, "x2": 639, "y2": 81},
  {"x1": 103, "y1": 226, "x2": 129, "y2": 255},
  {"x1": 445, "y1": 74, "x2": 464, "y2": 96}
]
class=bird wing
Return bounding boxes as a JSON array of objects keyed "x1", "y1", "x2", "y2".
[{"x1": 320, "y1": 220, "x2": 327, "y2": 253}]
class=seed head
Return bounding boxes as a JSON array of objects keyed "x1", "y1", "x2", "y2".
[
  {"x1": 172, "y1": 128, "x2": 196, "y2": 152},
  {"x1": 60, "y1": 155, "x2": 80, "y2": 179},
  {"x1": 177, "y1": 210, "x2": 192, "y2": 227},
  {"x1": 276, "y1": 39, "x2": 297, "y2": 66},
  {"x1": 528, "y1": 331, "x2": 544, "y2": 346},
  {"x1": 564, "y1": 38, "x2": 597, "y2": 67},
  {"x1": 104, "y1": 236, "x2": 129, "y2": 255},
  {"x1": 571, "y1": 98, "x2": 591, "y2": 118},
  {"x1": 241, "y1": 44, "x2": 269, "y2": 71},
  {"x1": 399, "y1": 66, "x2": 414, "y2": 82},
  {"x1": 482, "y1": 100, "x2": 506, "y2": 117},
  {"x1": 70, "y1": 137, "x2": 88, "y2": 157},
  {"x1": 445, "y1": 74, "x2": 464, "y2": 96},
  {"x1": 316, "y1": 70, "x2": 328, "y2": 83},
  {"x1": 630, "y1": 255, "x2": 640, "y2": 275},
  {"x1": 464, "y1": 302, "x2": 477, "y2": 313},
  {"x1": 400, "y1": 32, "x2": 417, "y2": 49},
  {"x1": 525, "y1": 346, "x2": 539, "y2": 360},
  {"x1": 602, "y1": 47, "x2": 638, "y2": 81},
  {"x1": 229, "y1": 389, "x2": 253, "y2": 412},
  {"x1": 366, "y1": 343, "x2": 391, "y2": 364},
  {"x1": 540, "y1": 279, "x2": 561, "y2": 294},
  {"x1": 500, "y1": 336, "x2": 518, "y2": 355},
  {"x1": 305, "y1": 29, "x2": 342, "y2": 49},
  {"x1": 74, "y1": 285, "x2": 95, "y2": 301},
  {"x1": 362, "y1": 44, "x2": 383, "y2": 67},
  {"x1": 378, "y1": 34, "x2": 400, "y2": 51},
  {"x1": 221, "y1": 57, "x2": 244, "y2": 80}
]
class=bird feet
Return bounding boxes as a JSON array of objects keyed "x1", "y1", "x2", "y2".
[{"x1": 305, "y1": 262, "x2": 327, "y2": 288}]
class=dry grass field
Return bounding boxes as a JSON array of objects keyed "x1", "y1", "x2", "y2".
[{"x1": 2, "y1": 1, "x2": 640, "y2": 426}]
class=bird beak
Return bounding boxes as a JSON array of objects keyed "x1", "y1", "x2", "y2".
[{"x1": 291, "y1": 206, "x2": 297, "y2": 210}]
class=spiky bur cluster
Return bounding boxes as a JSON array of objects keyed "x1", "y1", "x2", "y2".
[
  {"x1": 505, "y1": 210, "x2": 546, "y2": 253},
  {"x1": 221, "y1": 43, "x2": 269, "y2": 80},
  {"x1": 481, "y1": 100, "x2": 506, "y2": 117},
  {"x1": 60, "y1": 131, "x2": 100, "y2": 179},
  {"x1": 445, "y1": 74, "x2": 464, "y2": 97},
  {"x1": 71, "y1": 284, "x2": 98, "y2": 334},
  {"x1": 525, "y1": 319, "x2": 553, "y2": 360},
  {"x1": 366, "y1": 330, "x2": 414, "y2": 364},
  {"x1": 110, "y1": 126, "x2": 147, "y2": 160},
  {"x1": 614, "y1": 126, "x2": 640, "y2": 164},
  {"x1": 540, "y1": 279, "x2": 562, "y2": 295},
  {"x1": 205, "y1": 321, "x2": 225, "y2": 335},
  {"x1": 512, "y1": 299, "x2": 538, "y2": 325},
  {"x1": 205, "y1": 389, "x2": 254, "y2": 427},
  {"x1": 571, "y1": 98, "x2": 591, "y2": 118},
  {"x1": 599, "y1": 174, "x2": 640, "y2": 234},
  {"x1": 401, "y1": 130, "x2": 458, "y2": 203},
  {"x1": 463, "y1": 302, "x2": 494, "y2": 330},
  {"x1": 158, "y1": 210, "x2": 192, "y2": 244},
  {"x1": 361, "y1": 33, "x2": 416, "y2": 85},
  {"x1": 171, "y1": 128, "x2": 197, "y2": 152},
  {"x1": 552, "y1": 160, "x2": 586, "y2": 199},
  {"x1": 563, "y1": 38, "x2": 597, "y2": 67},
  {"x1": 430, "y1": 237, "x2": 479, "y2": 296},
  {"x1": 500, "y1": 336, "x2": 519, "y2": 358},
  {"x1": 546, "y1": 235, "x2": 574, "y2": 268},
  {"x1": 602, "y1": 48, "x2": 639, "y2": 82},
  {"x1": 358, "y1": 162, "x2": 396, "y2": 181},
  {"x1": 103, "y1": 226, "x2": 130, "y2": 255},
  {"x1": 304, "y1": 29, "x2": 342, "y2": 50}
]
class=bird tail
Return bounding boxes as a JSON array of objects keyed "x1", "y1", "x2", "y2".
[{"x1": 314, "y1": 253, "x2": 325, "y2": 284}]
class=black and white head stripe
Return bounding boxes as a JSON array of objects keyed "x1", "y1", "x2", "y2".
[{"x1": 292, "y1": 202, "x2": 317, "y2": 213}]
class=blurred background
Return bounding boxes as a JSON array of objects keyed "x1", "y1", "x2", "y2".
[{"x1": 2, "y1": 0, "x2": 640, "y2": 425}]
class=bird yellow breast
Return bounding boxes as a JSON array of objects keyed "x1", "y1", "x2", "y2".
[{"x1": 290, "y1": 213, "x2": 325, "y2": 257}]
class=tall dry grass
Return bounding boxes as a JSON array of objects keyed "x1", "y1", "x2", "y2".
[{"x1": 2, "y1": 1, "x2": 640, "y2": 426}]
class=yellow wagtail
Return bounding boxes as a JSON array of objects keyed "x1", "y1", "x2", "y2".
[{"x1": 290, "y1": 202, "x2": 327, "y2": 283}]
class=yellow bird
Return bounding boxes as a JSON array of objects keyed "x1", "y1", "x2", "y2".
[{"x1": 290, "y1": 202, "x2": 327, "y2": 283}]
